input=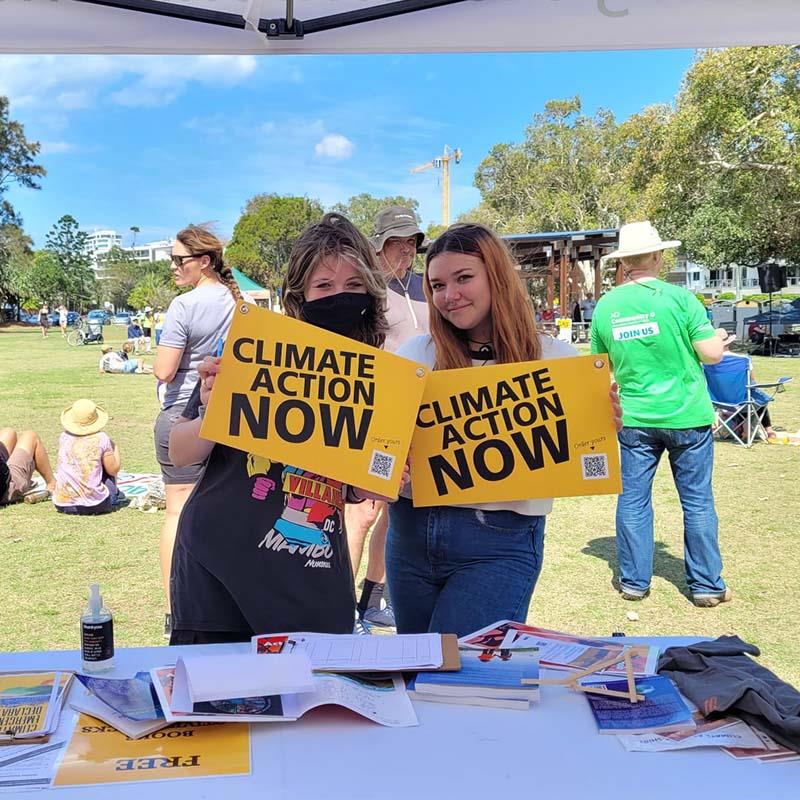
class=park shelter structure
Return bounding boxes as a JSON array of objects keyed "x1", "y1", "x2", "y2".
[
  {"x1": 232, "y1": 267, "x2": 271, "y2": 305},
  {"x1": 2, "y1": 0, "x2": 799, "y2": 54},
  {"x1": 503, "y1": 230, "x2": 620, "y2": 317}
]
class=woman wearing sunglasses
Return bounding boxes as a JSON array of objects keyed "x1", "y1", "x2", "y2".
[{"x1": 153, "y1": 224, "x2": 242, "y2": 638}]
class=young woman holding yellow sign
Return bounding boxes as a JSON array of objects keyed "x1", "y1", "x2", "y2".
[
  {"x1": 166, "y1": 214, "x2": 395, "y2": 644},
  {"x1": 387, "y1": 223, "x2": 622, "y2": 637}
]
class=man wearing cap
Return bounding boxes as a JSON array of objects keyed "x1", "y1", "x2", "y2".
[
  {"x1": 591, "y1": 221, "x2": 730, "y2": 608},
  {"x1": 346, "y1": 206, "x2": 430, "y2": 631}
]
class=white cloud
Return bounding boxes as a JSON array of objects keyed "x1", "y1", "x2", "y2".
[
  {"x1": 314, "y1": 134, "x2": 355, "y2": 160},
  {"x1": 39, "y1": 141, "x2": 74, "y2": 155},
  {"x1": 0, "y1": 55, "x2": 258, "y2": 112}
]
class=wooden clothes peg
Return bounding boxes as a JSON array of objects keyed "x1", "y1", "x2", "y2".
[{"x1": 522, "y1": 646, "x2": 648, "y2": 703}]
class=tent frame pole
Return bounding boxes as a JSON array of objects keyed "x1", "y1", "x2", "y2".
[{"x1": 73, "y1": 0, "x2": 469, "y2": 39}]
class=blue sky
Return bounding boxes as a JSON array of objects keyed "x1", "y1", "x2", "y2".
[{"x1": 0, "y1": 49, "x2": 694, "y2": 248}]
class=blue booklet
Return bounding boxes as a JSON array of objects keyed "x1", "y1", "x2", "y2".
[
  {"x1": 583, "y1": 675, "x2": 695, "y2": 734},
  {"x1": 76, "y1": 671, "x2": 164, "y2": 721},
  {"x1": 413, "y1": 647, "x2": 540, "y2": 700}
]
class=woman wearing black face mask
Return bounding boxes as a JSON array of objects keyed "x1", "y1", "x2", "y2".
[{"x1": 166, "y1": 214, "x2": 392, "y2": 645}]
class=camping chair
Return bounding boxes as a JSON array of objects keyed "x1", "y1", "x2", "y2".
[{"x1": 703, "y1": 357, "x2": 793, "y2": 447}]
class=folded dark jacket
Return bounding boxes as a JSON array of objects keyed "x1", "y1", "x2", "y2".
[{"x1": 658, "y1": 635, "x2": 800, "y2": 753}]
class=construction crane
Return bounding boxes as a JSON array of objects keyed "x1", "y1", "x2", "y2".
[{"x1": 410, "y1": 145, "x2": 462, "y2": 227}]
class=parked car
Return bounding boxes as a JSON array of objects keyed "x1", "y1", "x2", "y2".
[
  {"x1": 47, "y1": 311, "x2": 80, "y2": 327},
  {"x1": 113, "y1": 311, "x2": 132, "y2": 326},
  {"x1": 87, "y1": 309, "x2": 111, "y2": 325}
]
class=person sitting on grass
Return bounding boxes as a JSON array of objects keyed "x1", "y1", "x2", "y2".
[
  {"x1": 0, "y1": 428, "x2": 56, "y2": 506},
  {"x1": 53, "y1": 399, "x2": 123, "y2": 515},
  {"x1": 127, "y1": 318, "x2": 150, "y2": 353},
  {"x1": 98, "y1": 344, "x2": 152, "y2": 374}
]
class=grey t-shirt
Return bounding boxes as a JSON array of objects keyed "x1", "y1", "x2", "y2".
[{"x1": 159, "y1": 282, "x2": 236, "y2": 409}]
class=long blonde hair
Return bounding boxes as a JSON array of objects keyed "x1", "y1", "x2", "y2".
[
  {"x1": 425, "y1": 223, "x2": 541, "y2": 370},
  {"x1": 175, "y1": 224, "x2": 244, "y2": 304},
  {"x1": 282, "y1": 213, "x2": 388, "y2": 349}
]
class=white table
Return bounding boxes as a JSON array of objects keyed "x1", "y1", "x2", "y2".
[{"x1": 1, "y1": 638, "x2": 796, "y2": 799}]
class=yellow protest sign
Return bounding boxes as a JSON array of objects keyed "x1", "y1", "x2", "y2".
[
  {"x1": 53, "y1": 715, "x2": 250, "y2": 786},
  {"x1": 410, "y1": 355, "x2": 621, "y2": 506},
  {"x1": 201, "y1": 304, "x2": 428, "y2": 497}
]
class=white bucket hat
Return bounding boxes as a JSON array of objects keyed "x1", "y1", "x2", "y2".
[{"x1": 602, "y1": 221, "x2": 681, "y2": 261}]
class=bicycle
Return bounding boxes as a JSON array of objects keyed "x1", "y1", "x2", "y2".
[{"x1": 66, "y1": 316, "x2": 105, "y2": 347}]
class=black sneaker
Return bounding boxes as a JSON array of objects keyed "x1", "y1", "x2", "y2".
[{"x1": 163, "y1": 612, "x2": 172, "y2": 639}]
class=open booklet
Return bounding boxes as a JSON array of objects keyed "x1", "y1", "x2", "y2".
[
  {"x1": 459, "y1": 621, "x2": 660, "y2": 676},
  {"x1": 151, "y1": 666, "x2": 418, "y2": 728}
]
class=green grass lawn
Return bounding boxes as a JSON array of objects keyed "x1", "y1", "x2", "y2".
[{"x1": 1, "y1": 324, "x2": 799, "y2": 687}]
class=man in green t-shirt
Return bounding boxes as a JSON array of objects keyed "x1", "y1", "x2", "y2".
[{"x1": 591, "y1": 221, "x2": 730, "y2": 608}]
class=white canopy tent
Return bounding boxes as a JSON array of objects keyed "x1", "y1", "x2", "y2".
[{"x1": 2, "y1": 0, "x2": 800, "y2": 55}]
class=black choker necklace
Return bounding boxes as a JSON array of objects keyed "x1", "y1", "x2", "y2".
[{"x1": 468, "y1": 340, "x2": 495, "y2": 361}]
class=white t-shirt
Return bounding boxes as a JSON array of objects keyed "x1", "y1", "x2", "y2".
[
  {"x1": 396, "y1": 333, "x2": 579, "y2": 517},
  {"x1": 99, "y1": 352, "x2": 125, "y2": 373}
]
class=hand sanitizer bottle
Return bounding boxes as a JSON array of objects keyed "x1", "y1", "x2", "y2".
[{"x1": 81, "y1": 584, "x2": 114, "y2": 673}]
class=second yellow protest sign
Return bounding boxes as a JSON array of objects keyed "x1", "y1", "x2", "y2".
[
  {"x1": 201, "y1": 304, "x2": 427, "y2": 497},
  {"x1": 410, "y1": 355, "x2": 621, "y2": 506}
]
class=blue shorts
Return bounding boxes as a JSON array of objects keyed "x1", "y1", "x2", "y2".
[{"x1": 122, "y1": 360, "x2": 138, "y2": 374}]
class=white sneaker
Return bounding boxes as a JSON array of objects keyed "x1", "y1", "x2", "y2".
[{"x1": 353, "y1": 617, "x2": 372, "y2": 636}]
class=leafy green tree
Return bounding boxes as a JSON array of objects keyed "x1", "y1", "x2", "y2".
[
  {"x1": 471, "y1": 96, "x2": 636, "y2": 233},
  {"x1": 128, "y1": 272, "x2": 177, "y2": 310},
  {"x1": 0, "y1": 223, "x2": 33, "y2": 310},
  {"x1": 330, "y1": 194, "x2": 420, "y2": 237},
  {"x1": 0, "y1": 96, "x2": 46, "y2": 228},
  {"x1": 630, "y1": 46, "x2": 800, "y2": 267},
  {"x1": 226, "y1": 194, "x2": 324, "y2": 292},
  {"x1": 44, "y1": 215, "x2": 95, "y2": 310}
]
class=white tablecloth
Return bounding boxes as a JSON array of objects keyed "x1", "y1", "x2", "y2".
[{"x1": 0, "y1": 638, "x2": 796, "y2": 799}]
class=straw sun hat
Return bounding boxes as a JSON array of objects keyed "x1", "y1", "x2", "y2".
[
  {"x1": 602, "y1": 221, "x2": 681, "y2": 261},
  {"x1": 61, "y1": 399, "x2": 108, "y2": 436}
]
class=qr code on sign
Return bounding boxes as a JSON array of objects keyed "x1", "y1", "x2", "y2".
[
  {"x1": 368, "y1": 450, "x2": 395, "y2": 481},
  {"x1": 581, "y1": 453, "x2": 609, "y2": 480}
]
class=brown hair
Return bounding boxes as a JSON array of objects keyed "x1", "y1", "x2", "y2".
[
  {"x1": 282, "y1": 213, "x2": 388, "y2": 349},
  {"x1": 621, "y1": 251, "x2": 662, "y2": 270},
  {"x1": 175, "y1": 224, "x2": 244, "y2": 304},
  {"x1": 424, "y1": 223, "x2": 541, "y2": 370}
]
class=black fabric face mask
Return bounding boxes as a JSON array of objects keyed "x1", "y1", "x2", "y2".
[{"x1": 301, "y1": 292, "x2": 372, "y2": 337}]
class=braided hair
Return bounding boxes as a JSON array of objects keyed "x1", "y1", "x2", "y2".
[{"x1": 175, "y1": 224, "x2": 244, "y2": 305}]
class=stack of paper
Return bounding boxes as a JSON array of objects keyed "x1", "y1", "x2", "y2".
[
  {"x1": 409, "y1": 647, "x2": 540, "y2": 710},
  {"x1": 251, "y1": 632, "x2": 447, "y2": 672},
  {"x1": 0, "y1": 672, "x2": 74, "y2": 742}
]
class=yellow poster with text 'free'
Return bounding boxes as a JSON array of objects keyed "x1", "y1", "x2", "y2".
[
  {"x1": 53, "y1": 715, "x2": 250, "y2": 786},
  {"x1": 410, "y1": 355, "x2": 621, "y2": 507},
  {"x1": 200, "y1": 304, "x2": 428, "y2": 498}
]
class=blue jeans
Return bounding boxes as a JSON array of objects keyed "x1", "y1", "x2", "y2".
[
  {"x1": 616, "y1": 426, "x2": 725, "y2": 597},
  {"x1": 386, "y1": 498, "x2": 545, "y2": 637}
]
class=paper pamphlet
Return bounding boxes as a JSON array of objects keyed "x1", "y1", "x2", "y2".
[
  {"x1": 285, "y1": 673, "x2": 417, "y2": 728},
  {"x1": 618, "y1": 714, "x2": 764, "y2": 752},
  {"x1": 151, "y1": 667, "x2": 293, "y2": 724},
  {"x1": 75, "y1": 672, "x2": 163, "y2": 721},
  {"x1": 52, "y1": 714, "x2": 251, "y2": 787},
  {"x1": 70, "y1": 691, "x2": 170, "y2": 740},
  {"x1": 251, "y1": 632, "x2": 444, "y2": 671},
  {"x1": 0, "y1": 671, "x2": 72, "y2": 740},
  {"x1": 171, "y1": 653, "x2": 314, "y2": 711},
  {"x1": 459, "y1": 620, "x2": 659, "y2": 676},
  {"x1": 0, "y1": 709, "x2": 74, "y2": 792}
]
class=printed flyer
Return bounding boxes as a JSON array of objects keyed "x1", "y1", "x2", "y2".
[
  {"x1": 52, "y1": 714, "x2": 250, "y2": 787},
  {"x1": 409, "y1": 354, "x2": 621, "y2": 506},
  {"x1": 201, "y1": 304, "x2": 428, "y2": 497}
]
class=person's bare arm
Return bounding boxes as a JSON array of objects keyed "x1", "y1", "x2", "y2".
[
  {"x1": 169, "y1": 416, "x2": 214, "y2": 467},
  {"x1": 168, "y1": 356, "x2": 220, "y2": 467},
  {"x1": 102, "y1": 441, "x2": 121, "y2": 477},
  {"x1": 153, "y1": 345, "x2": 183, "y2": 382},
  {"x1": 693, "y1": 333, "x2": 725, "y2": 364}
]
